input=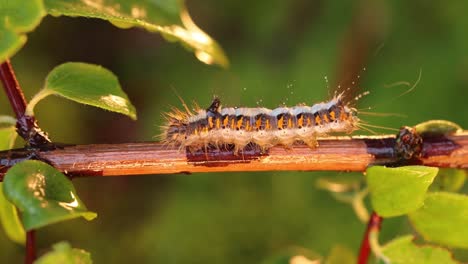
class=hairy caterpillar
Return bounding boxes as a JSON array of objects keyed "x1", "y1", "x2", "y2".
[{"x1": 161, "y1": 92, "x2": 372, "y2": 153}]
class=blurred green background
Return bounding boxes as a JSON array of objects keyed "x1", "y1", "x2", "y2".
[{"x1": 1, "y1": 0, "x2": 468, "y2": 263}]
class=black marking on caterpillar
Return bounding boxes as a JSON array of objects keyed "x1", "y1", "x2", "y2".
[{"x1": 161, "y1": 93, "x2": 361, "y2": 154}]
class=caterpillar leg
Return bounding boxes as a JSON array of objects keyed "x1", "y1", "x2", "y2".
[
  {"x1": 303, "y1": 138, "x2": 319, "y2": 149},
  {"x1": 233, "y1": 143, "x2": 249, "y2": 155}
]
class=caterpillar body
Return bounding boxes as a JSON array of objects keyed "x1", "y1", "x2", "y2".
[{"x1": 161, "y1": 93, "x2": 361, "y2": 153}]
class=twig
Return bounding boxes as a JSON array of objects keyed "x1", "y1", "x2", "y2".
[
  {"x1": 0, "y1": 61, "x2": 27, "y2": 118},
  {"x1": 0, "y1": 132, "x2": 466, "y2": 179},
  {"x1": 0, "y1": 60, "x2": 50, "y2": 146},
  {"x1": 1, "y1": 60, "x2": 42, "y2": 263},
  {"x1": 25, "y1": 230, "x2": 36, "y2": 264},
  {"x1": 357, "y1": 212, "x2": 383, "y2": 264}
]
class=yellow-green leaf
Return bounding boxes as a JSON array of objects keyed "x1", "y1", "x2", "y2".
[
  {"x1": 414, "y1": 120, "x2": 462, "y2": 135},
  {"x1": 0, "y1": 0, "x2": 46, "y2": 62},
  {"x1": 366, "y1": 166, "x2": 438, "y2": 217},
  {"x1": 27, "y1": 62, "x2": 137, "y2": 120},
  {"x1": 0, "y1": 182, "x2": 25, "y2": 245},
  {"x1": 34, "y1": 241, "x2": 92, "y2": 264},
  {"x1": 409, "y1": 192, "x2": 468, "y2": 248},
  {"x1": 44, "y1": 0, "x2": 228, "y2": 67},
  {"x1": 0, "y1": 126, "x2": 24, "y2": 245},
  {"x1": 430, "y1": 168, "x2": 466, "y2": 192},
  {"x1": 382, "y1": 235, "x2": 457, "y2": 264}
]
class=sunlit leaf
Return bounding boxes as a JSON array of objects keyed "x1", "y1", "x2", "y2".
[
  {"x1": 3, "y1": 160, "x2": 97, "y2": 230},
  {"x1": 26, "y1": 62, "x2": 137, "y2": 120},
  {"x1": 0, "y1": 0, "x2": 46, "y2": 62},
  {"x1": 0, "y1": 126, "x2": 24, "y2": 245},
  {"x1": 414, "y1": 120, "x2": 462, "y2": 135},
  {"x1": 409, "y1": 192, "x2": 468, "y2": 248},
  {"x1": 44, "y1": 0, "x2": 228, "y2": 67},
  {"x1": 382, "y1": 235, "x2": 457, "y2": 264},
  {"x1": 34, "y1": 241, "x2": 92, "y2": 264},
  {"x1": 366, "y1": 166, "x2": 438, "y2": 217}
]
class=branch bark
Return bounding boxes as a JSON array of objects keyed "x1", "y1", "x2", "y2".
[{"x1": 1, "y1": 132, "x2": 467, "y2": 180}]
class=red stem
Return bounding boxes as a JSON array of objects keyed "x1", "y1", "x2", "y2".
[
  {"x1": 358, "y1": 212, "x2": 383, "y2": 264},
  {"x1": 25, "y1": 230, "x2": 36, "y2": 264},
  {"x1": 0, "y1": 60, "x2": 27, "y2": 117},
  {"x1": 1, "y1": 60, "x2": 44, "y2": 263},
  {"x1": 0, "y1": 60, "x2": 50, "y2": 146}
]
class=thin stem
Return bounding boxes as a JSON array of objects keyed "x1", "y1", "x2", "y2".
[
  {"x1": 0, "y1": 60, "x2": 51, "y2": 146},
  {"x1": 0, "y1": 115, "x2": 16, "y2": 125},
  {"x1": 0, "y1": 60, "x2": 27, "y2": 118},
  {"x1": 25, "y1": 230, "x2": 36, "y2": 264},
  {"x1": 358, "y1": 212, "x2": 383, "y2": 264},
  {"x1": 0, "y1": 132, "x2": 467, "y2": 180},
  {"x1": 352, "y1": 188, "x2": 370, "y2": 223},
  {"x1": 25, "y1": 89, "x2": 54, "y2": 117},
  {"x1": 369, "y1": 228, "x2": 390, "y2": 264}
]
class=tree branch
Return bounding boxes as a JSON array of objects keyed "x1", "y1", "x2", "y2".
[{"x1": 0, "y1": 132, "x2": 466, "y2": 180}]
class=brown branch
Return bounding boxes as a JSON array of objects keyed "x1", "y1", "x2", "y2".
[
  {"x1": 358, "y1": 212, "x2": 383, "y2": 264},
  {"x1": 1, "y1": 132, "x2": 467, "y2": 180},
  {"x1": 0, "y1": 60, "x2": 50, "y2": 147}
]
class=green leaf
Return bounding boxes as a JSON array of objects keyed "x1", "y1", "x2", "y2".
[
  {"x1": 0, "y1": 183, "x2": 25, "y2": 245},
  {"x1": 43, "y1": 0, "x2": 228, "y2": 67},
  {"x1": 382, "y1": 235, "x2": 457, "y2": 264},
  {"x1": 26, "y1": 62, "x2": 137, "y2": 120},
  {"x1": 0, "y1": 125, "x2": 17, "y2": 149},
  {"x1": 409, "y1": 192, "x2": 468, "y2": 248},
  {"x1": 0, "y1": 126, "x2": 24, "y2": 245},
  {"x1": 366, "y1": 166, "x2": 438, "y2": 217},
  {"x1": 0, "y1": 0, "x2": 46, "y2": 62},
  {"x1": 414, "y1": 120, "x2": 462, "y2": 136},
  {"x1": 3, "y1": 160, "x2": 97, "y2": 230},
  {"x1": 34, "y1": 241, "x2": 92, "y2": 264},
  {"x1": 430, "y1": 168, "x2": 466, "y2": 192}
]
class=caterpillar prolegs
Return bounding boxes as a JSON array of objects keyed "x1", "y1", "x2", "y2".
[{"x1": 161, "y1": 93, "x2": 363, "y2": 153}]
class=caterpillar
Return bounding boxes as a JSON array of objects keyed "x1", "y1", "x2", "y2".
[{"x1": 161, "y1": 92, "x2": 370, "y2": 153}]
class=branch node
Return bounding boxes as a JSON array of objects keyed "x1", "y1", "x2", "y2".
[
  {"x1": 395, "y1": 126, "x2": 422, "y2": 160},
  {"x1": 16, "y1": 115, "x2": 51, "y2": 147}
]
